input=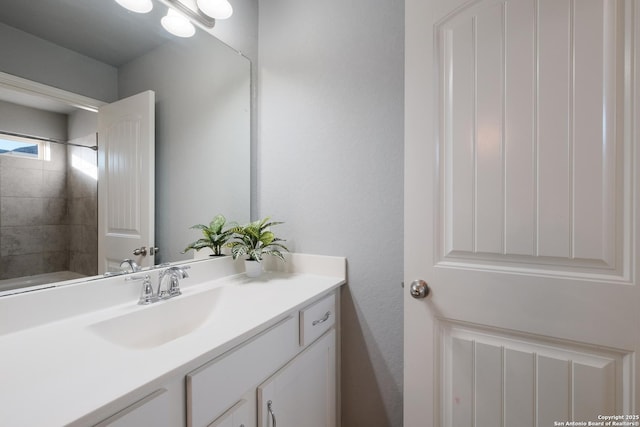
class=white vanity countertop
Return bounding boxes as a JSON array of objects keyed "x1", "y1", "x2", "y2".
[{"x1": 0, "y1": 254, "x2": 346, "y2": 427}]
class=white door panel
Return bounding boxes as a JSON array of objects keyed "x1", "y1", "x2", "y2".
[
  {"x1": 405, "y1": 0, "x2": 639, "y2": 425},
  {"x1": 439, "y1": 0, "x2": 620, "y2": 269},
  {"x1": 97, "y1": 90, "x2": 155, "y2": 273}
]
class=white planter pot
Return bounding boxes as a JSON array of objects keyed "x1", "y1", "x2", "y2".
[{"x1": 244, "y1": 259, "x2": 263, "y2": 278}]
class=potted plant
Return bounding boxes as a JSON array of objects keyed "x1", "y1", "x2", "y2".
[
  {"x1": 182, "y1": 214, "x2": 234, "y2": 257},
  {"x1": 227, "y1": 217, "x2": 289, "y2": 277}
]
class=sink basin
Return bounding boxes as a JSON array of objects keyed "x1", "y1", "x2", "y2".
[{"x1": 89, "y1": 286, "x2": 224, "y2": 349}]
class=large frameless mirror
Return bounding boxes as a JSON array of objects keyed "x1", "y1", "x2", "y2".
[{"x1": 0, "y1": 0, "x2": 250, "y2": 295}]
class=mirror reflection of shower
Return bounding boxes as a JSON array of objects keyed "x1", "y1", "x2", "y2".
[{"x1": 0, "y1": 101, "x2": 98, "y2": 292}]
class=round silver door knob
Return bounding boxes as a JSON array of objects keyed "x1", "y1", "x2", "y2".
[
  {"x1": 410, "y1": 280, "x2": 430, "y2": 299},
  {"x1": 133, "y1": 246, "x2": 147, "y2": 256}
]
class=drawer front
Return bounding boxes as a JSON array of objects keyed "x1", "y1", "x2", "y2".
[
  {"x1": 187, "y1": 316, "x2": 298, "y2": 427},
  {"x1": 299, "y1": 293, "x2": 336, "y2": 347}
]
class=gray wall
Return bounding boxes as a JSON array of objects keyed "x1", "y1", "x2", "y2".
[
  {"x1": 118, "y1": 34, "x2": 251, "y2": 263},
  {"x1": 205, "y1": 0, "x2": 260, "y2": 220},
  {"x1": 257, "y1": 0, "x2": 405, "y2": 426},
  {"x1": 0, "y1": 23, "x2": 118, "y2": 102}
]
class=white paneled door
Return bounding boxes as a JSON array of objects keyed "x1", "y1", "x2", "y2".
[
  {"x1": 97, "y1": 91, "x2": 155, "y2": 273},
  {"x1": 405, "y1": 0, "x2": 639, "y2": 425}
]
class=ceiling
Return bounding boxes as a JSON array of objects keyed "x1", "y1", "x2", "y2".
[
  {"x1": 0, "y1": 0, "x2": 172, "y2": 66},
  {"x1": 0, "y1": 0, "x2": 174, "y2": 113}
]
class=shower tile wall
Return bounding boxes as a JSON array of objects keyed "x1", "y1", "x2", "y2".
[
  {"x1": 0, "y1": 101, "x2": 97, "y2": 281},
  {"x1": 0, "y1": 143, "x2": 69, "y2": 279},
  {"x1": 68, "y1": 135, "x2": 98, "y2": 277}
]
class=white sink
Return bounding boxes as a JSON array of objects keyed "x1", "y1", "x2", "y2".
[{"x1": 89, "y1": 286, "x2": 224, "y2": 349}]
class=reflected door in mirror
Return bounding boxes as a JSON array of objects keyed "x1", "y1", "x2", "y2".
[{"x1": 97, "y1": 90, "x2": 155, "y2": 273}]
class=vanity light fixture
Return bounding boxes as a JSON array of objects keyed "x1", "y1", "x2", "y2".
[
  {"x1": 197, "y1": 0, "x2": 233, "y2": 19},
  {"x1": 113, "y1": 0, "x2": 154, "y2": 13},
  {"x1": 115, "y1": 0, "x2": 230, "y2": 38},
  {"x1": 161, "y1": 8, "x2": 196, "y2": 37},
  {"x1": 164, "y1": 0, "x2": 216, "y2": 29}
]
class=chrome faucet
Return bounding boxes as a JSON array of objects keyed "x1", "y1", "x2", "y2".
[
  {"x1": 157, "y1": 266, "x2": 190, "y2": 300},
  {"x1": 126, "y1": 265, "x2": 190, "y2": 305},
  {"x1": 120, "y1": 259, "x2": 141, "y2": 273}
]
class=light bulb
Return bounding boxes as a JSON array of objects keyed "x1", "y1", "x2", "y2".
[
  {"x1": 113, "y1": 0, "x2": 153, "y2": 13},
  {"x1": 161, "y1": 9, "x2": 196, "y2": 38},
  {"x1": 197, "y1": 0, "x2": 233, "y2": 19}
]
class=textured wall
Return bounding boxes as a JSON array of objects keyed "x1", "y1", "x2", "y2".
[{"x1": 257, "y1": 0, "x2": 405, "y2": 425}]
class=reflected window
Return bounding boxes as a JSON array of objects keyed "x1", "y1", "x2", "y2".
[{"x1": 0, "y1": 135, "x2": 50, "y2": 160}]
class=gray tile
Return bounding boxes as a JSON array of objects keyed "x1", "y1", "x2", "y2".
[
  {"x1": 68, "y1": 198, "x2": 97, "y2": 226},
  {"x1": 43, "y1": 225, "x2": 70, "y2": 252},
  {"x1": 43, "y1": 198, "x2": 68, "y2": 225},
  {"x1": 0, "y1": 155, "x2": 44, "y2": 171},
  {"x1": 0, "y1": 197, "x2": 43, "y2": 226},
  {"x1": 42, "y1": 170, "x2": 67, "y2": 198},
  {"x1": 68, "y1": 169, "x2": 97, "y2": 199},
  {"x1": 0, "y1": 226, "x2": 43, "y2": 256},
  {"x1": 0, "y1": 166, "x2": 43, "y2": 197},
  {"x1": 69, "y1": 224, "x2": 97, "y2": 254},
  {"x1": 81, "y1": 224, "x2": 98, "y2": 254},
  {"x1": 0, "y1": 254, "x2": 43, "y2": 280},
  {"x1": 68, "y1": 198, "x2": 84, "y2": 225},
  {"x1": 42, "y1": 143, "x2": 67, "y2": 171},
  {"x1": 69, "y1": 251, "x2": 97, "y2": 276},
  {"x1": 43, "y1": 251, "x2": 69, "y2": 273},
  {"x1": 82, "y1": 198, "x2": 97, "y2": 225},
  {"x1": 68, "y1": 224, "x2": 82, "y2": 253}
]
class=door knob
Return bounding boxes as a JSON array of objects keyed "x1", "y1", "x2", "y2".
[
  {"x1": 133, "y1": 246, "x2": 147, "y2": 256},
  {"x1": 410, "y1": 280, "x2": 430, "y2": 299}
]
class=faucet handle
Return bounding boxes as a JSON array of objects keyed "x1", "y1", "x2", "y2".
[
  {"x1": 158, "y1": 266, "x2": 190, "y2": 299},
  {"x1": 175, "y1": 265, "x2": 190, "y2": 278},
  {"x1": 164, "y1": 265, "x2": 191, "y2": 278},
  {"x1": 127, "y1": 274, "x2": 156, "y2": 305},
  {"x1": 120, "y1": 258, "x2": 141, "y2": 273},
  {"x1": 168, "y1": 275, "x2": 183, "y2": 298}
]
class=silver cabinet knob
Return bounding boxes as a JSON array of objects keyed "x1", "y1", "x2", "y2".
[{"x1": 410, "y1": 280, "x2": 430, "y2": 299}]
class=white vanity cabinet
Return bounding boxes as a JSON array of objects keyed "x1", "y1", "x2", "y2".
[
  {"x1": 0, "y1": 254, "x2": 346, "y2": 427},
  {"x1": 258, "y1": 329, "x2": 336, "y2": 427},
  {"x1": 186, "y1": 292, "x2": 339, "y2": 427}
]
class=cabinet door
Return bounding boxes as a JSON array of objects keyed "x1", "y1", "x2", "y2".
[
  {"x1": 258, "y1": 329, "x2": 336, "y2": 427},
  {"x1": 187, "y1": 316, "x2": 297, "y2": 427},
  {"x1": 208, "y1": 399, "x2": 250, "y2": 427}
]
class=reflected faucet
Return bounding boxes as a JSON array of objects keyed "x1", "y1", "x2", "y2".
[{"x1": 120, "y1": 259, "x2": 141, "y2": 273}]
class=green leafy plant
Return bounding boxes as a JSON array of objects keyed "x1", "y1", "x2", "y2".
[
  {"x1": 182, "y1": 214, "x2": 234, "y2": 256},
  {"x1": 227, "y1": 217, "x2": 289, "y2": 262}
]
